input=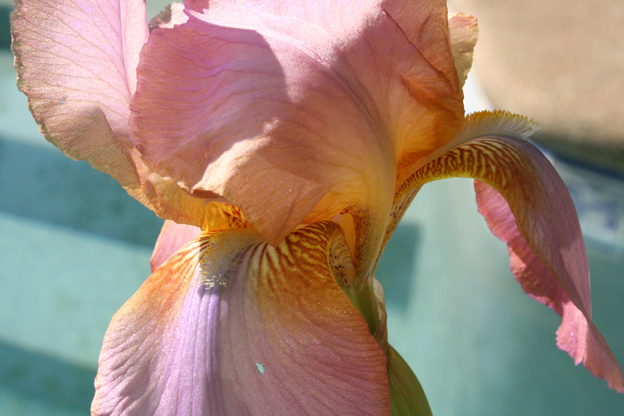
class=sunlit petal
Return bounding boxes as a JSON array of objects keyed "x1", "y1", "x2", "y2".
[
  {"x1": 131, "y1": 0, "x2": 464, "y2": 244},
  {"x1": 395, "y1": 111, "x2": 624, "y2": 392},
  {"x1": 11, "y1": 0, "x2": 147, "y2": 185},
  {"x1": 11, "y1": 0, "x2": 211, "y2": 228},
  {"x1": 93, "y1": 222, "x2": 390, "y2": 415}
]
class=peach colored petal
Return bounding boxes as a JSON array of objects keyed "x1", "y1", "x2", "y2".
[
  {"x1": 11, "y1": 0, "x2": 210, "y2": 227},
  {"x1": 475, "y1": 181, "x2": 624, "y2": 393},
  {"x1": 150, "y1": 220, "x2": 201, "y2": 271},
  {"x1": 448, "y1": 12, "x2": 479, "y2": 87},
  {"x1": 93, "y1": 222, "x2": 390, "y2": 415},
  {"x1": 11, "y1": 0, "x2": 147, "y2": 181},
  {"x1": 131, "y1": 0, "x2": 465, "y2": 244},
  {"x1": 396, "y1": 111, "x2": 624, "y2": 392}
]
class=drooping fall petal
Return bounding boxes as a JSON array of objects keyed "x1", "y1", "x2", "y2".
[
  {"x1": 131, "y1": 0, "x2": 465, "y2": 245},
  {"x1": 396, "y1": 111, "x2": 624, "y2": 392},
  {"x1": 475, "y1": 180, "x2": 624, "y2": 392},
  {"x1": 93, "y1": 222, "x2": 390, "y2": 415}
]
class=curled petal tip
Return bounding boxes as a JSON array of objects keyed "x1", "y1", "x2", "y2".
[{"x1": 556, "y1": 303, "x2": 624, "y2": 393}]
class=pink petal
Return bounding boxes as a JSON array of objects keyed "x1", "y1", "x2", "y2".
[
  {"x1": 12, "y1": 0, "x2": 148, "y2": 176},
  {"x1": 398, "y1": 111, "x2": 624, "y2": 392},
  {"x1": 11, "y1": 0, "x2": 210, "y2": 228},
  {"x1": 131, "y1": 0, "x2": 465, "y2": 244},
  {"x1": 475, "y1": 182, "x2": 624, "y2": 392},
  {"x1": 382, "y1": 0, "x2": 462, "y2": 93},
  {"x1": 93, "y1": 222, "x2": 390, "y2": 415},
  {"x1": 150, "y1": 220, "x2": 201, "y2": 272}
]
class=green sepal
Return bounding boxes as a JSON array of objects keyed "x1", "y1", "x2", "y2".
[{"x1": 389, "y1": 346, "x2": 432, "y2": 416}]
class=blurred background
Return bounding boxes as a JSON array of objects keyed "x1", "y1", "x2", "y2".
[{"x1": 0, "y1": 0, "x2": 623, "y2": 415}]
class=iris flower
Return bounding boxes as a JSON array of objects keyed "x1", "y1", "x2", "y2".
[{"x1": 11, "y1": 0, "x2": 624, "y2": 414}]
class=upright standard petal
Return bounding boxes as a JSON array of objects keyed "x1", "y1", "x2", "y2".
[
  {"x1": 11, "y1": 0, "x2": 148, "y2": 186},
  {"x1": 448, "y1": 13, "x2": 478, "y2": 87},
  {"x1": 11, "y1": 0, "x2": 210, "y2": 228},
  {"x1": 395, "y1": 111, "x2": 624, "y2": 392},
  {"x1": 93, "y1": 221, "x2": 390, "y2": 415},
  {"x1": 131, "y1": 0, "x2": 465, "y2": 245}
]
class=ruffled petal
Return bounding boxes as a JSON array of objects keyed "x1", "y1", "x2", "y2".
[
  {"x1": 131, "y1": 0, "x2": 465, "y2": 244},
  {"x1": 382, "y1": 0, "x2": 461, "y2": 92},
  {"x1": 397, "y1": 111, "x2": 624, "y2": 392},
  {"x1": 93, "y1": 222, "x2": 390, "y2": 415}
]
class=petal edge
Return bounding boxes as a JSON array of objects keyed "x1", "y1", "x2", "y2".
[{"x1": 397, "y1": 111, "x2": 624, "y2": 392}]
